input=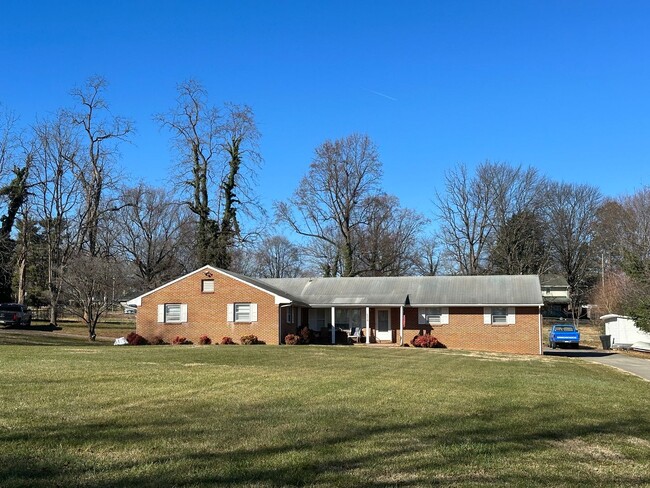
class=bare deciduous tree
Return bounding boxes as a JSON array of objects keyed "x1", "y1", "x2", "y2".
[
  {"x1": 543, "y1": 181, "x2": 602, "y2": 323},
  {"x1": 156, "y1": 80, "x2": 262, "y2": 270},
  {"x1": 436, "y1": 161, "x2": 546, "y2": 275},
  {"x1": 113, "y1": 183, "x2": 191, "y2": 290},
  {"x1": 67, "y1": 76, "x2": 133, "y2": 257},
  {"x1": 31, "y1": 113, "x2": 83, "y2": 325},
  {"x1": 355, "y1": 194, "x2": 428, "y2": 276},
  {"x1": 591, "y1": 191, "x2": 650, "y2": 329},
  {"x1": 248, "y1": 235, "x2": 303, "y2": 278},
  {"x1": 62, "y1": 254, "x2": 124, "y2": 340},
  {"x1": 435, "y1": 163, "x2": 493, "y2": 275},
  {"x1": 489, "y1": 210, "x2": 549, "y2": 275},
  {"x1": 276, "y1": 133, "x2": 382, "y2": 277},
  {"x1": 411, "y1": 235, "x2": 443, "y2": 276}
]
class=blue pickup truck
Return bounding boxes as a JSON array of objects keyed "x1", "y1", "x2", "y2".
[{"x1": 548, "y1": 324, "x2": 580, "y2": 349}]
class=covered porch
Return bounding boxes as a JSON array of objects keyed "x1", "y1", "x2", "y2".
[{"x1": 297, "y1": 305, "x2": 412, "y2": 345}]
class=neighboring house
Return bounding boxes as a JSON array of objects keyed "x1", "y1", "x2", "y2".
[
  {"x1": 601, "y1": 314, "x2": 650, "y2": 347},
  {"x1": 127, "y1": 266, "x2": 544, "y2": 355},
  {"x1": 540, "y1": 274, "x2": 570, "y2": 317}
]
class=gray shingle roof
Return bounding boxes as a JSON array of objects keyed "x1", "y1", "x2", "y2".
[{"x1": 260, "y1": 275, "x2": 543, "y2": 307}]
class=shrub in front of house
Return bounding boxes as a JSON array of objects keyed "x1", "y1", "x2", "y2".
[
  {"x1": 410, "y1": 334, "x2": 446, "y2": 348},
  {"x1": 126, "y1": 332, "x2": 149, "y2": 346},
  {"x1": 284, "y1": 333, "x2": 301, "y2": 345},
  {"x1": 150, "y1": 335, "x2": 167, "y2": 345},
  {"x1": 172, "y1": 336, "x2": 192, "y2": 345},
  {"x1": 220, "y1": 336, "x2": 236, "y2": 345},
  {"x1": 240, "y1": 334, "x2": 265, "y2": 345},
  {"x1": 298, "y1": 326, "x2": 314, "y2": 344},
  {"x1": 198, "y1": 335, "x2": 212, "y2": 345},
  {"x1": 335, "y1": 329, "x2": 350, "y2": 345}
]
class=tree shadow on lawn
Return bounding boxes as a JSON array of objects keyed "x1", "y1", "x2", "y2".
[
  {"x1": 2, "y1": 323, "x2": 62, "y2": 332},
  {"x1": 1, "y1": 400, "x2": 649, "y2": 487}
]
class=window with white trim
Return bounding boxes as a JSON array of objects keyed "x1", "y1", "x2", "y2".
[
  {"x1": 335, "y1": 308, "x2": 361, "y2": 329},
  {"x1": 426, "y1": 307, "x2": 442, "y2": 325},
  {"x1": 316, "y1": 309, "x2": 326, "y2": 328},
  {"x1": 484, "y1": 307, "x2": 515, "y2": 325},
  {"x1": 235, "y1": 303, "x2": 251, "y2": 322},
  {"x1": 157, "y1": 303, "x2": 188, "y2": 323},
  {"x1": 227, "y1": 302, "x2": 258, "y2": 323},
  {"x1": 287, "y1": 307, "x2": 294, "y2": 324},
  {"x1": 418, "y1": 307, "x2": 449, "y2": 325},
  {"x1": 202, "y1": 279, "x2": 214, "y2": 293},
  {"x1": 492, "y1": 307, "x2": 508, "y2": 324}
]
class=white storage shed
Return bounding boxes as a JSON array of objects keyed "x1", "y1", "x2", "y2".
[{"x1": 600, "y1": 314, "x2": 650, "y2": 347}]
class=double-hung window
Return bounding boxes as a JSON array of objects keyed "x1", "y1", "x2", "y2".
[
  {"x1": 227, "y1": 303, "x2": 258, "y2": 323},
  {"x1": 235, "y1": 303, "x2": 251, "y2": 322},
  {"x1": 426, "y1": 307, "x2": 442, "y2": 325},
  {"x1": 484, "y1": 307, "x2": 515, "y2": 325},
  {"x1": 157, "y1": 303, "x2": 188, "y2": 323},
  {"x1": 491, "y1": 307, "x2": 508, "y2": 324},
  {"x1": 286, "y1": 307, "x2": 294, "y2": 324},
  {"x1": 418, "y1": 307, "x2": 449, "y2": 325}
]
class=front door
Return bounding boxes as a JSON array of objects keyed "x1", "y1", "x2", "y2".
[{"x1": 376, "y1": 309, "x2": 392, "y2": 342}]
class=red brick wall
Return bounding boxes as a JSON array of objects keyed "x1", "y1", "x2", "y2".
[
  {"x1": 136, "y1": 270, "x2": 281, "y2": 345},
  {"x1": 402, "y1": 306, "x2": 541, "y2": 354}
]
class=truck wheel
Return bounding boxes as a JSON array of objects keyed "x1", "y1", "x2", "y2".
[{"x1": 551, "y1": 341, "x2": 556, "y2": 349}]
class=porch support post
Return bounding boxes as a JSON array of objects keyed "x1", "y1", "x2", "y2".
[
  {"x1": 331, "y1": 306, "x2": 336, "y2": 344},
  {"x1": 399, "y1": 305, "x2": 404, "y2": 346},
  {"x1": 365, "y1": 306, "x2": 370, "y2": 344}
]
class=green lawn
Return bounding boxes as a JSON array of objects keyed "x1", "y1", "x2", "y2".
[
  {"x1": 29, "y1": 313, "x2": 136, "y2": 340},
  {"x1": 0, "y1": 343, "x2": 648, "y2": 487}
]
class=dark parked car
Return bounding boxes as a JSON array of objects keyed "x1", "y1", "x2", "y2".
[{"x1": 0, "y1": 303, "x2": 32, "y2": 327}]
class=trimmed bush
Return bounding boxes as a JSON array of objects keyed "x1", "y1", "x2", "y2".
[
  {"x1": 335, "y1": 329, "x2": 350, "y2": 345},
  {"x1": 240, "y1": 334, "x2": 265, "y2": 345},
  {"x1": 198, "y1": 335, "x2": 212, "y2": 345},
  {"x1": 220, "y1": 336, "x2": 236, "y2": 345},
  {"x1": 172, "y1": 336, "x2": 192, "y2": 345},
  {"x1": 150, "y1": 335, "x2": 167, "y2": 345},
  {"x1": 298, "y1": 326, "x2": 314, "y2": 344},
  {"x1": 284, "y1": 333, "x2": 301, "y2": 345},
  {"x1": 126, "y1": 332, "x2": 148, "y2": 346},
  {"x1": 410, "y1": 333, "x2": 446, "y2": 348}
]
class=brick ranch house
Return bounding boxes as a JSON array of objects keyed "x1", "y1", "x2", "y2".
[{"x1": 126, "y1": 266, "x2": 544, "y2": 354}]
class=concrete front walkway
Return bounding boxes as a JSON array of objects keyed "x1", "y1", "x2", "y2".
[{"x1": 545, "y1": 349, "x2": 650, "y2": 382}]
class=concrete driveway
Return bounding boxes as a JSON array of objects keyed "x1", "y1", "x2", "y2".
[{"x1": 544, "y1": 349, "x2": 650, "y2": 382}]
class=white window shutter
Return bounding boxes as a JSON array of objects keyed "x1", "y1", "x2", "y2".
[
  {"x1": 251, "y1": 303, "x2": 258, "y2": 322},
  {"x1": 484, "y1": 307, "x2": 492, "y2": 325},
  {"x1": 441, "y1": 307, "x2": 449, "y2": 325},
  {"x1": 507, "y1": 307, "x2": 516, "y2": 324},
  {"x1": 227, "y1": 303, "x2": 234, "y2": 322},
  {"x1": 180, "y1": 304, "x2": 188, "y2": 322},
  {"x1": 157, "y1": 304, "x2": 165, "y2": 323},
  {"x1": 418, "y1": 308, "x2": 426, "y2": 325}
]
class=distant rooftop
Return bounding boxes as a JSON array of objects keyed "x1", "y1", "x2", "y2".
[{"x1": 540, "y1": 274, "x2": 569, "y2": 287}]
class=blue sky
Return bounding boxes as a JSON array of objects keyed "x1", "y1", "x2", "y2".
[{"x1": 1, "y1": 0, "x2": 649, "y2": 226}]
